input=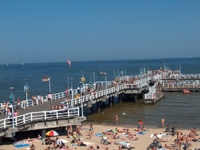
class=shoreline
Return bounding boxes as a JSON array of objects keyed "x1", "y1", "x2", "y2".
[
  {"x1": 1, "y1": 124, "x2": 199, "y2": 150},
  {"x1": 83, "y1": 121, "x2": 198, "y2": 130}
]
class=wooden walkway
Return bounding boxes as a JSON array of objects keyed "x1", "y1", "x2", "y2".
[{"x1": 0, "y1": 84, "x2": 113, "y2": 120}]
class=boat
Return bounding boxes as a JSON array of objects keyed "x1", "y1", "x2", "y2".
[
  {"x1": 67, "y1": 60, "x2": 71, "y2": 66},
  {"x1": 98, "y1": 58, "x2": 106, "y2": 75},
  {"x1": 183, "y1": 89, "x2": 191, "y2": 94},
  {"x1": 41, "y1": 76, "x2": 51, "y2": 82},
  {"x1": 22, "y1": 63, "x2": 24, "y2": 65}
]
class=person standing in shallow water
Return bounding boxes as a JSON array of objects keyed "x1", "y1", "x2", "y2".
[
  {"x1": 162, "y1": 117, "x2": 165, "y2": 128},
  {"x1": 115, "y1": 115, "x2": 118, "y2": 125}
]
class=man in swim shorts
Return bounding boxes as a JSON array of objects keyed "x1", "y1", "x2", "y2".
[
  {"x1": 162, "y1": 117, "x2": 165, "y2": 128},
  {"x1": 115, "y1": 115, "x2": 118, "y2": 125}
]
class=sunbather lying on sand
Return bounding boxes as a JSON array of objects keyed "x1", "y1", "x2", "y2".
[
  {"x1": 107, "y1": 133, "x2": 119, "y2": 139},
  {"x1": 157, "y1": 138, "x2": 170, "y2": 142},
  {"x1": 164, "y1": 144, "x2": 175, "y2": 150},
  {"x1": 121, "y1": 134, "x2": 138, "y2": 141},
  {"x1": 88, "y1": 145, "x2": 106, "y2": 150},
  {"x1": 28, "y1": 137, "x2": 33, "y2": 142},
  {"x1": 102, "y1": 131, "x2": 113, "y2": 135}
]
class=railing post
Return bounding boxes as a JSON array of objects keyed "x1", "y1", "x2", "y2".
[
  {"x1": 15, "y1": 117, "x2": 17, "y2": 126},
  {"x1": 4, "y1": 119, "x2": 6, "y2": 128},
  {"x1": 31, "y1": 113, "x2": 32, "y2": 121},
  {"x1": 56, "y1": 111, "x2": 58, "y2": 119},
  {"x1": 68, "y1": 109, "x2": 70, "y2": 117},
  {"x1": 44, "y1": 111, "x2": 46, "y2": 120},
  {"x1": 23, "y1": 115, "x2": 25, "y2": 124}
]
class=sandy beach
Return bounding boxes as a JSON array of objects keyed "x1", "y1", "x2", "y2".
[{"x1": 0, "y1": 124, "x2": 199, "y2": 150}]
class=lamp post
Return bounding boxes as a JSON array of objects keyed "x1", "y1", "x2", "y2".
[
  {"x1": 67, "y1": 74, "x2": 69, "y2": 90},
  {"x1": 125, "y1": 67, "x2": 126, "y2": 76},
  {"x1": 25, "y1": 79, "x2": 28, "y2": 101},
  {"x1": 114, "y1": 69, "x2": 115, "y2": 79},
  {"x1": 93, "y1": 69, "x2": 95, "y2": 83},
  {"x1": 104, "y1": 73, "x2": 107, "y2": 96},
  {"x1": 79, "y1": 81, "x2": 84, "y2": 117},
  {"x1": 70, "y1": 78, "x2": 73, "y2": 107},
  {"x1": 49, "y1": 77, "x2": 51, "y2": 94},
  {"x1": 9, "y1": 87, "x2": 14, "y2": 128},
  {"x1": 82, "y1": 71, "x2": 84, "y2": 91}
]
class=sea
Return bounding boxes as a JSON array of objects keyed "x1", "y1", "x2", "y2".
[{"x1": 0, "y1": 57, "x2": 200, "y2": 128}]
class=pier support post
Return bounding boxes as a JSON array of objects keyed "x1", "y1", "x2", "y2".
[
  {"x1": 112, "y1": 96, "x2": 114, "y2": 105},
  {"x1": 42, "y1": 129, "x2": 46, "y2": 138},
  {"x1": 97, "y1": 102, "x2": 101, "y2": 113},
  {"x1": 103, "y1": 102, "x2": 106, "y2": 108},
  {"x1": 135, "y1": 94, "x2": 138, "y2": 103},
  {"x1": 109, "y1": 97, "x2": 112, "y2": 107},
  {"x1": 118, "y1": 94, "x2": 121, "y2": 103}
]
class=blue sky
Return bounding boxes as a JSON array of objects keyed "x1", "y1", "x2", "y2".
[{"x1": 0, "y1": 0, "x2": 200, "y2": 64}]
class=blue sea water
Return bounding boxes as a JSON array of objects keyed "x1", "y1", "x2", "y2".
[{"x1": 0, "y1": 57, "x2": 200, "y2": 128}]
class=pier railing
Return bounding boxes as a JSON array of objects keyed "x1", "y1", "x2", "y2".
[{"x1": 0, "y1": 107, "x2": 79, "y2": 129}]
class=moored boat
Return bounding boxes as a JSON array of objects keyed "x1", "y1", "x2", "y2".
[{"x1": 41, "y1": 76, "x2": 50, "y2": 82}]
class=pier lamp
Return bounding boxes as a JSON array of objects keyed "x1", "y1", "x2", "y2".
[
  {"x1": 67, "y1": 74, "x2": 69, "y2": 90},
  {"x1": 125, "y1": 67, "x2": 126, "y2": 76},
  {"x1": 93, "y1": 69, "x2": 95, "y2": 83},
  {"x1": 104, "y1": 73, "x2": 107, "y2": 96},
  {"x1": 82, "y1": 71, "x2": 84, "y2": 91},
  {"x1": 24, "y1": 79, "x2": 28, "y2": 101},
  {"x1": 9, "y1": 87, "x2": 15, "y2": 128},
  {"x1": 48, "y1": 76, "x2": 51, "y2": 94},
  {"x1": 70, "y1": 78, "x2": 74, "y2": 107},
  {"x1": 79, "y1": 81, "x2": 84, "y2": 117},
  {"x1": 114, "y1": 69, "x2": 115, "y2": 79}
]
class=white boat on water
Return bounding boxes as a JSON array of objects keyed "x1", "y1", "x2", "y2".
[
  {"x1": 98, "y1": 58, "x2": 106, "y2": 75},
  {"x1": 41, "y1": 76, "x2": 51, "y2": 82}
]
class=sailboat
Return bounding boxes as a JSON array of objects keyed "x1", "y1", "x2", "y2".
[{"x1": 98, "y1": 58, "x2": 106, "y2": 75}]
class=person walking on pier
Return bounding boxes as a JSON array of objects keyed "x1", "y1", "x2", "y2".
[
  {"x1": 162, "y1": 117, "x2": 165, "y2": 128},
  {"x1": 65, "y1": 89, "x2": 68, "y2": 97},
  {"x1": 47, "y1": 93, "x2": 51, "y2": 102}
]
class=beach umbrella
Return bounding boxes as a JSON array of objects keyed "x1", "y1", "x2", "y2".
[{"x1": 46, "y1": 130, "x2": 59, "y2": 136}]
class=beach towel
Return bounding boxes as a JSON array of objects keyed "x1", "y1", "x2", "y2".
[
  {"x1": 84, "y1": 142, "x2": 95, "y2": 145},
  {"x1": 82, "y1": 128, "x2": 88, "y2": 130},
  {"x1": 144, "y1": 130, "x2": 149, "y2": 132},
  {"x1": 95, "y1": 133, "x2": 104, "y2": 137},
  {"x1": 59, "y1": 139, "x2": 68, "y2": 143},
  {"x1": 121, "y1": 133, "x2": 126, "y2": 135},
  {"x1": 135, "y1": 132, "x2": 145, "y2": 135},
  {"x1": 119, "y1": 142, "x2": 126, "y2": 145},
  {"x1": 161, "y1": 134, "x2": 169, "y2": 137},
  {"x1": 13, "y1": 144, "x2": 30, "y2": 148},
  {"x1": 71, "y1": 144, "x2": 79, "y2": 146}
]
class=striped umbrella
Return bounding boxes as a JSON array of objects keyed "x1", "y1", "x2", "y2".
[{"x1": 46, "y1": 130, "x2": 59, "y2": 136}]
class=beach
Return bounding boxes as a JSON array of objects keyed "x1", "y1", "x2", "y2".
[{"x1": 0, "y1": 124, "x2": 199, "y2": 150}]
